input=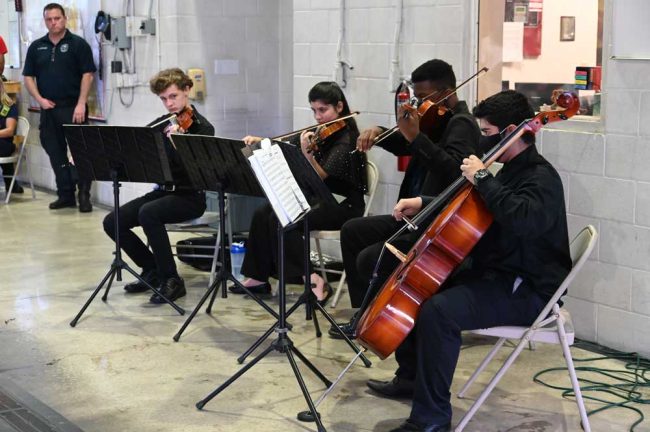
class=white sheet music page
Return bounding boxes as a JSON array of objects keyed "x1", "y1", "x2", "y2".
[{"x1": 247, "y1": 141, "x2": 310, "y2": 227}]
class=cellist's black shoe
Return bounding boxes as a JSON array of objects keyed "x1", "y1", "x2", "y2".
[
  {"x1": 367, "y1": 376, "x2": 415, "y2": 399},
  {"x1": 328, "y1": 319, "x2": 356, "y2": 339},
  {"x1": 389, "y1": 419, "x2": 451, "y2": 432}
]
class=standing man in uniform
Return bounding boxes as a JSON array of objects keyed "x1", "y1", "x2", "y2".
[{"x1": 23, "y1": 2, "x2": 96, "y2": 212}]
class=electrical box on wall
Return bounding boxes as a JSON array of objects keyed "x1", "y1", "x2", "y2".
[
  {"x1": 125, "y1": 16, "x2": 148, "y2": 37},
  {"x1": 113, "y1": 17, "x2": 131, "y2": 49},
  {"x1": 188, "y1": 68, "x2": 206, "y2": 100}
]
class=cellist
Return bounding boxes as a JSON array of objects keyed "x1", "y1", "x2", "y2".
[{"x1": 367, "y1": 90, "x2": 572, "y2": 432}]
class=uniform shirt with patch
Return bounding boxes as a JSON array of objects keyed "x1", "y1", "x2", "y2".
[{"x1": 22, "y1": 29, "x2": 96, "y2": 101}]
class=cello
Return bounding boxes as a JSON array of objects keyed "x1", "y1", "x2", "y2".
[{"x1": 355, "y1": 91, "x2": 580, "y2": 359}]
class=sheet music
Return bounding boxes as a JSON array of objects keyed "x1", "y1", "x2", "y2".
[{"x1": 247, "y1": 142, "x2": 310, "y2": 226}]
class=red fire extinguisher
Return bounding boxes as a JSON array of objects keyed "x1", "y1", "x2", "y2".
[{"x1": 395, "y1": 82, "x2": 411, "y2": 172}]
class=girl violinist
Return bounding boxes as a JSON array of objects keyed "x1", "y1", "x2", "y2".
[{"x1": 233, "y1": 81, "x2": 367, "y2": 302}]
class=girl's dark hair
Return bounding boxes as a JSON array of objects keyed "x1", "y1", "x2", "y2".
[
  {"x1": 308, "y1": 81, "x2": 359, "y2": 135},
  {"x1": 473, "y1": 90, "x2": 536, "y2": 144}
]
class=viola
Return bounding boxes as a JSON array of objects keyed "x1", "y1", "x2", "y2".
[
  {"x1": 306, "y1": 119, "x2": 347, "y2": 152},
  {"x1": 355, "y1": 92, "x2": 581, "y2": 359}
]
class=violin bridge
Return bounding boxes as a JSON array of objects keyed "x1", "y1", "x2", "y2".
[{"x1": 385, "y1": 243, "x2": 407, "y2": 262}]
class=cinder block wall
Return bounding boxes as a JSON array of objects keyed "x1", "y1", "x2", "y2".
[
  {"x1": 14, "y1": 0, "x2": 293, "y2": 207},
  {"x1": 293, "y1": 0, "x2": 650, "y2": 358}
]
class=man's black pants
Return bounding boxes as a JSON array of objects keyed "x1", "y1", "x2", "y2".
[{"x1": 39, "y1": 105, "x2": 89, "y2": 200}]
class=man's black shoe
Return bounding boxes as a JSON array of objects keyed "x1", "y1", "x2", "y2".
[
  {"x1": 124, "y1": 269, "x2": 160, "y2": 293},
  {"x1": 328, "y1": 319, "x2": 356, "y2": 339},
  {"x1": 367, "y1": 376, "x2": 415, "y2": 399},
  {"x1": 228, "y1": 282, "x2": 271, "y2": 296},
  {"x1": 390, "y1": 419, "x2": 451, "y2": 432},
  {"x1": 78, "y1": 191, "x2": 92, "y2": 213},
  {"x1": 49, "y1": 197, "x2": 76, "y2": 209},
  {"x1": 150, "y1": 277, "x2": 186, "y2": 304}
]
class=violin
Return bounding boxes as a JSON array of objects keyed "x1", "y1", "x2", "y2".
[
  {"x1": 374, "y1": 67, "x2": 488, "y2": 144},
  {"x1": 272, "y1": 111, "x2": 360, "y2": 142},
  {"x1": 355, "y1": 91, "x2": 581, "y2": 359},
  {"x1": 405, "y1": 90, "x2": 454, "y2": 139},
  {"x1": 174, "y1": 105, "x2": 194, "y2": 131},
  {"x1": 306, "y1": 119, "x2": 347, "y2": 152}
]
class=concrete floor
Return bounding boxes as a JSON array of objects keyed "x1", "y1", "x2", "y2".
[{"x1": 0, "y1": 189, "x2": 646, "y2": 432}]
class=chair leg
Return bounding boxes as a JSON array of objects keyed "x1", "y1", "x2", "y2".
[
  {"x1": 4, "y1": 174, "x2": 15, "y2": 204},
  {"x1": 330, "y1": 270, "x2": 347, "y2": 308},
  {"x1": 25, "y1": 156, "x2": 36, "y2": 199},
  {"x1": 455, "y1": 334, "x2": 532, "y2": 432},
  {"x1": 458, "y1": 337, "x2": 507, "y2": 398},
  {"x1": 557, "y1": 318, "x2": 591, "y2": 432},
  {"x1": 314, "y1": 237, "x2": 329, "y2": 283}
]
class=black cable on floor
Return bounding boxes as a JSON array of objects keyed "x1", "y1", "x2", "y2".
[{"x1": 532, "y1": 339, "x2": 650, "y2": 431}]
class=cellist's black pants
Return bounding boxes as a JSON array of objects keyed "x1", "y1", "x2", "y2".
[{"x1": 392, "y1": 271, "x2": 546, "y2": 426}]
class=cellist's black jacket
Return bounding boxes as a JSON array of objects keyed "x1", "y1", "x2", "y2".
[
  {"x1": 377, "y1": 101, "x2": 480, "y2": 199},
  {"x1": 422, "y1": 144, "x2": 572, "y2": 300}
]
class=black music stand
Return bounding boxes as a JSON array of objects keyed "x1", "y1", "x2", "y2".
[
  {"x1": 177, "y1": 139, "x2": 367, "y2": 431},
  {"x1": 235, "y1": 141, "x2": 371, "y2": 367},
  {"x1": 170, "y1": 134, "x2": 282, "y2": 341},
  {"x1": 64, "y1": 125, "x2": 186, "y2": 327}
]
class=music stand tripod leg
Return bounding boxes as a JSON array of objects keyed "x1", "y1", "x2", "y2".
[
  {"x1": 195, "y1": 222, "x2": 332, "y2": 431},
  {"x1": 70, "y1": 171, "x2": 184, "y2": 327}
]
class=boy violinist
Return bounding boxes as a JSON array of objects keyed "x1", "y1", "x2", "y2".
[{"x1": 103, "y1": 68, "x2": 215, "y2": 303}]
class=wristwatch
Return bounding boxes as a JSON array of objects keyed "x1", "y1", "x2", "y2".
[{"x1": 473, "y1": 168, "x2": 491, "y2": 186}]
